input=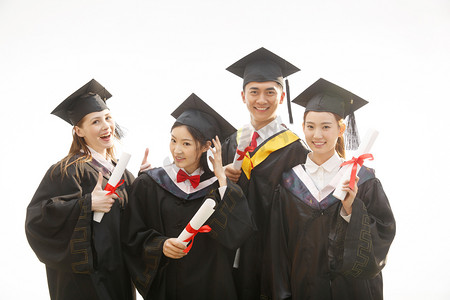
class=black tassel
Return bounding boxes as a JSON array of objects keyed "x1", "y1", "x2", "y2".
[
  {"x1": 345, "y1": 112, "x2": 360, "y2": 150},
  {"x1": 285, "y1": 79, "x2": 293, "y2": 124}
]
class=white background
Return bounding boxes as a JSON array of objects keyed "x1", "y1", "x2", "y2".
[{"x1": 1, "y1": 0, "x2": 449, "y2": 299}]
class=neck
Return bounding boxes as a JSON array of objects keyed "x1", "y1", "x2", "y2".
[
  {"x1": 309, "y1": 151, "x2": 334, "y2": 166},
  {"x1": 89, "y1": 145, "x2": 108, "y2": 159},
  {"x1": 184, "y1": 164, "x2": 200, "y2": 175},
  {"x1": 251, "y1": 115, "x2": 276, "y2": 131}
]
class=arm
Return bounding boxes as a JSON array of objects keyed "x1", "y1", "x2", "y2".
[
  {"x1": 331, "y1": 177, "x2": 396, "y2": 279},
  {"x1": 25, "y1": 163, "x2": 98, "y2": 273}
]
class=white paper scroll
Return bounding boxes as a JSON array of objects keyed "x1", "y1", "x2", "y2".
[
  {"x1": 177, "y1": 198, "x2": 216, "y2": 246},
  {"x1": 232, "y1": 124, "x2": 255, "y2": 170},
  {"x1": 93, "y1": 152, "x2": 132, "y2": 223},
  {"x1": 333, "y1": 128, "x2": 379, "y2": 201}
]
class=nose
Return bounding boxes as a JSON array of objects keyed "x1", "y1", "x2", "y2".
[
  {"x1": 174, "y1": 144, "x2": 183, "y2": 154},
  {"x1": 313, "y1": 128, "x2": 322, "y2": 139}
]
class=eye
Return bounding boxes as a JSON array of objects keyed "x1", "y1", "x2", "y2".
[
  {"x1": 92, "y1": 120, "x2": 99, "y2": 124},
  {"x1": 170, "y1": 138, "x2": 176, "y2": 143},
  {"x1": 183, "y1": 142, "x2": 191, "y2": 146}
]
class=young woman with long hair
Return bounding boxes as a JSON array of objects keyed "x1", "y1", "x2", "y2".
[
  {"x1": 25, "y1": 79, "x2": 135, "y2": 300},
  {"x1": 261, "y1": 78, "x2": 396, "y2": 300},
  {"x1": 122, "y1": 93, "x2": 255, "y2": 300}
]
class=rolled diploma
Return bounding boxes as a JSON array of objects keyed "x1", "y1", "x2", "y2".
[
  {"x1": 232, "y1": 124, "x2": 254, "y2": 170},
  {"x1": 93, "y1": 152, "x2": 132, "y2": 223},
  {"x1": 177, "y1": 198, "x2": 216, "y2": 246},
  {"x1": 332, "y1": 129, "x2": 379, "y2": 201}
]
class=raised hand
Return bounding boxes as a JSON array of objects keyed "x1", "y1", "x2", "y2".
[
  {"x1": 208, "y1": 136, "x2": 227, "y2": 186},
  {"x1": 163, "y1": 238, "x2": 187, "y2": 259},
  {"x1": 139, "y1": 148, "x2": 152, "y2": 172},
  {"x1": 91, "y1": 172, "x2": 117, "y2": 213}
]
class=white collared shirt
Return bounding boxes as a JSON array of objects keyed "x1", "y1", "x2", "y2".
[
  {"x1": 163, "y1": 162, "x2": 226, "y2": 198},
  {"x1": 86, "y1": 146, "x2": 115, "y2": 174},
  {"x1": 302, "y1": 152, "x2": 351, "y2": 222},
  {"x1": 252, "y1": 116, "x2": 286, "y2": 147},
  {"x1": 304, "y1": 152, "x2": 343, "y2": 191}
]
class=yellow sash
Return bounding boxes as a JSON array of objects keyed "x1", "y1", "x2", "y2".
[{"x1": 237, "y1": 129, "x2": 300, "y2": 179}]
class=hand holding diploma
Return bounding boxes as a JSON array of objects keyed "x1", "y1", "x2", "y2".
[
  {"x1": 177, "y1": 198, "x2": 216, "y2": 253},
  {"x1": 232, "y1": 124, "x2": 254, "y2": 170},
  {"x1": 333, "y1": 129, "x2": 378, "y2": 201},
  {"x1": 93, "y1": 152, "x2": 131, "y2": 223}
]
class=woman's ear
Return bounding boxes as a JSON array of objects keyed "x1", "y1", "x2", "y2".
[
  {"x1": 202, "y1": 140, "x2": 212, "y2": 153},
  {"x1": 74, "y1": 126, "x2": 85, "y2": 137},
  {"x1": 339, "y1": 123, "x2": 346, "y2": 137}
]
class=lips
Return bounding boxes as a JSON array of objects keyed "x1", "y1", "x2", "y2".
[
  {"x1": 255, "y1": 107, "x2": 269, "y2": 111},
  {"x1": 312, "y1": 141, "x2": 325, "y2": 147},
  {"x1": 100, "y1": 133, "x2": 112, "y2": 141}
]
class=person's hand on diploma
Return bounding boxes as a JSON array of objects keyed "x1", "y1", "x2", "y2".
[
  {"x1": 163, "y1": 238, "x2": 187, "y2": 259},
  {"x1": 341, "y1": 176, "x2": 359, "y2": 215},
  {"x1": 91, "y1": 172, "x2": 117, "y2": 213},
  {"x1": 224, "y1": 163, "x2": 241, "y2": 183}
]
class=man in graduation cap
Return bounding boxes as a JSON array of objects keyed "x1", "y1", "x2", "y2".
[{"x1": 221, "y1": 48, "x2": 309, "y2": 300}]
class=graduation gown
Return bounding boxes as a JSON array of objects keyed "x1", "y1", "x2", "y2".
[
  {"x1": 261, "y1": 165, "x2": 396, "y2": 300},
  {"x1": 122, "y1": 166, "x2": 256, "y2": 300},
  {"x1": 221, "y1": 129, "x2": 309, "y2": 300},
  {"x1": 25, "y1": 156, "x2": 135, "y2": 300}
]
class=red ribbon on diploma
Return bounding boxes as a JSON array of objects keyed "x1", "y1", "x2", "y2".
[
  {"x1": 182, "y1": 222, "x2": 212, "y2": 253},
  {"x1": 340, "y1": 154, "x2": 374, "y2": 190},
  {"x1": 104, "y1": 179, "x2": 125, "y2": 198},
  {"x1": 236, "y1": 146, "x2": 255, "y2": 169}
]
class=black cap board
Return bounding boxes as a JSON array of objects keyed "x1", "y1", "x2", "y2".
[
  {"x1": 171, "y1": 93, "x2": 236, "y2": 141},
  {"x1": 292, "y1": 78, "x2": 369, "y2": 150},
  {"x1": 226, "y1": 47, "x2": 300, "y2": 89},
  {"x1": 51, "y1": 79, "x2": 111, "y2": 125},
  {"x1": 292, "y1": 78, "x2": 368, "y2": 118}
]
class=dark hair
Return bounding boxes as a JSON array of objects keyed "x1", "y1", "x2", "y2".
[
  {"x1": 303, "y1": 111, "x2": 346, "y2": 159},
  {"x1": 171, "y1": 122, "x2": 213, "y2": 176}
]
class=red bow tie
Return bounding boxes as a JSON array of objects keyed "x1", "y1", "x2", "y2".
[{"x1": 177, "y1": 169, "x2": 201, "y2": 188}]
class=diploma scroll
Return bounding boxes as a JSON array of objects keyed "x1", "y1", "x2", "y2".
[
  {"x1": 93, "y1": 152, "x2": 132, "y2": 223},
  {"x1": 177, "y1": 198, "x2": 216, "y2": 251},
  {"x1": 232, "y1": 124, "x2": 254, "y2": 170},
  {"x1": 333, "y1": 129, "x2": 378, "y2": 201}
]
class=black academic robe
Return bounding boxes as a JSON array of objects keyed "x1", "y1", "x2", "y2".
[
  {"x1": 122, "y1": 166, "x2": 256, "y2": 300},
  {"x1": 221, "y1": 129, "x2": 309, "y2": 300},
  {"x1": 25, "y1": 156, "x2": 135, "y2": 300},
  {"x1": 261, "y1": 166, "x2": 396, "y2": 300}
]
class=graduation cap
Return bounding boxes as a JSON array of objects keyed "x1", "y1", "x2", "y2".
[
  {"x1": 51, "y1": 79, "x2": 112, "y2": 125},
  {"x1": 226, "y1": 47, "x2": 301, "y2": 124},
  {"x1": 171, "y1": 93, "x2": 236, "y2": 141},
  {"x1": 292, "y1": 78, "x2": 369, "y2": 149}
]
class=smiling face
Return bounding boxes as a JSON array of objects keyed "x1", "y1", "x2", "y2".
[
  {"x1": 74, "y1": 109, "x2": 115, "y2": 157},
  {"x1": 303, "y1": 111, "x2": 345, "y2": 165},
  {"x1": 170, "y1": 125, "x2": 209, "y2": 174},
  {"x1": 241, "y1": 81, "x2": 285, "y2": 130}
]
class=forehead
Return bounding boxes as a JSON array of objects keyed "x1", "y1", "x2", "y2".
[
  {"x1": 171, "y1": 125, "x2": 194, "y2": 140},
  {"x1": 244, "y1": 81, "x2": 282, "y2": 91},
  {"x1": 304, "y1": 111, "x2": 337, "y2": 123}
]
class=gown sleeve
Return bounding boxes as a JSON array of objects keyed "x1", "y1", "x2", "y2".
[
  {"x1": 206, "y1": 179, "x2": 257, "y2": 250},
  {"x1": 25, "y1": 163, "x2": 95, "y2": 274},
  {"x1": 260, "y1": 185, "x2": 293, "y2": 300},
  {"x1": 121, "y1": 173, "x2": 168, "y2": 297},
  {"x1": 329, "y1": 177, "x2": 396, "y2": 279}
]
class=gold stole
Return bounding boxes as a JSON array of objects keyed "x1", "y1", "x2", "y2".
[{"x1": 236, "y1": 129, "x2": 300, "y2": 179}]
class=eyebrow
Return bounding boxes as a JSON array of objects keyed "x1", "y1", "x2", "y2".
[
  {"x1": 305, "y1": 121, "x2": 334, "y2": 125},
  {"x1": 171, "y1": 134, "x2": 194, "y2": 141}
]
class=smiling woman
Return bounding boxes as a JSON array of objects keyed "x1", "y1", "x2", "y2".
[{"x1": 24, "y1": 79, "x2": 135, "y2": 300}]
